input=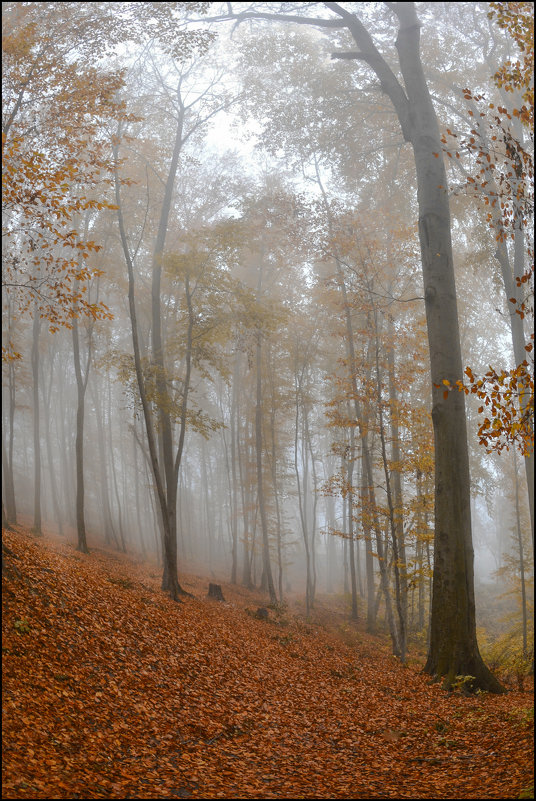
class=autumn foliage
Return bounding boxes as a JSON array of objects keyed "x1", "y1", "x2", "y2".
[
  {"x1": 2, "y1": 524, "x2": 534, "y2": 799},
  {"x1": 435, "y1": 2, "x2": 534, "y2": 458},
  {"x1": 1, "y1": 4, "x2": 132, "y2": 344}
]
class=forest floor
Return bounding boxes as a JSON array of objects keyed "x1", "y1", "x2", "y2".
[{"x1": 2, "y1": 521, "x2": 534, "y2": 800}]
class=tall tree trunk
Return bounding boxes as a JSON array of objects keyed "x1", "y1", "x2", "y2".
[
  {"x1": 2, "y1": 430, "x2": 16, "y2": 526},
  {"x1": 387, "y1": 316, "x2": 408, "y2": 624},
  {"x1": 513, "y1": 451, "x2": 528, "y2": 657},
  {"x1": 41, "y1": 352, "x2": 63, "y2": 537},
  {"x1": 294, "y1": 376, "x2": 313, "y2": 616},
  {"x1": 237, "y1": 392, "x2": 253, "y2": 589},
  {"x1": 90, "y1": 379, "x2": 118, "y2": 548},
  {"x1": 392, "y1": 11, "x2": 502, "y2": 689},
  {"x1": 346, "y1": 424, "x2": 358, "y2": 621},
  {"x1": 305, "y1": 0, "x2": 507, "y2": 691},
  {"x1": 3, "y1": 357, "x2": 17, "y2": 524},
  {"x1": 269, "y1": 377, "x2": 284, "y2": 604},
  {"x1": 150, "y1": 107, "x2": 184, "y2": 599},
  {"x1": 114, "y1": 147, "x2": 180, "y2": 601},
  {"x1": 230, "y1": 355, "x2": 240, "y2": 583},
  {"x1": 304, "y1": 403, "x2": 319, "y2": 605},
  {"x1": 374, "y1": 308, "x2": 407, "y2": 662},
  {"x1": 256, "y1": 329, "x2": 277, "y2": 604},
  {"x1": 107, "y1": 384, "x2": 126, "y2": 553},
  {"x1": 72, "y1": 313, "x2": 92, "y2": 554},
  {"x1": 334, "y1": 2, "x2": 504, "y2": 691},
  {"x1": 31, "y1": 302, "x2": 42, "y2": 536},
  {"x1": 3, "y1": 303, "x2": 18, "y2": 524},
  {"x1": 132, "y1": 422, "x2": 146, "y2": 556},
  {"x1": 361, "y1": 451, "x2": 376, "y2": 633}
]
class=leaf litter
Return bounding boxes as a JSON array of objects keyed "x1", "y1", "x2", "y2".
[{"x1": 2, "y1": 524, "x2": 533, "y2": 799}]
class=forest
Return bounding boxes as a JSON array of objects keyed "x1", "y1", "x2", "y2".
[{"x1": 2, "y1": 2, "x2": 534, "y2": 799}]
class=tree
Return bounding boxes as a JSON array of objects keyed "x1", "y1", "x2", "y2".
[
  {"x1": 205, "y1": 1, "x2": 503, "y2": 691},
  {"x1": 1, "y1": 3, "x2": 129, "y2": 344},
  {"x1": 112, "y1": 16, "x2": 227, "y2": 599}
]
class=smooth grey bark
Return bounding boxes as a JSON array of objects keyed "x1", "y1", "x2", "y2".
[
  {"x1": 415, "y1": 467, "x2": 427, "y2": 632},
  {"x1": 230, "y1": 352, "x2": 240, "y2": 583},
  {"x1": 2, "y1": 357, "x2": 17, "y2": 524},
  {"x1": 255, "y1": 328, "x2": 277, "y2": 605},
  {"x1": 365, "y1": 436, "x2": 402, "y2": 658},
  {"x1": 72, "y1": 308, "x2": 93, "y2": 554},
  {"x1": 387, "y1": 316, "x2": 408, "y2": 623},
  {"x1": 31, "y1": 301, "x2": 42, "y2": 536},
  {"x1": 342, "y1": 482, "x2": 349, "y2": 595},
  {"x1": 361, "y1": 446, "x2": 376, "y2": 633},
  {"x1": 40, "y1": 351, "x2": 63, "y2": 537},
  {"x1": 107, "y1": 381, "x2": 126, "y2": 554},
  {"x1": 57, "y1": 366, "x2": 75, "y2": 527},
  {"x1": 2, "y1": 436, "x2": 16, "y2": 526},
  {"x1": 513, "y1": 450, "x2": 528, "y2": 657},
  {"x1": 237, "y1": 397, "x2": 254, "y2": 589},
  {"x1": 373, "y1": 307, "x2": 407, "y2": 662},
  {"x1": 90, "y1": 378, "x2": 119, "y2": 549},
  {"x1": 132, "y1": 423, "x2": 146, "y2": 556},
  {"x1": 346, "y1": 421, "x2": 358, "y2": 621},
  {"x1": 201, "y1": 437, "x2": 214, "y2": 574},
  {"x1": 304, "y1": 402, "x2": 319, "y2": 603},
  {"x1": 268, "y1": 354, "x2": 284, "y2": 603},
  {"x1": 325, "y1": 489, "x2": 336, "y2": 593},
  {"x1": 149, "y1": 98, "x2": 186, "y2": 600},
  {"x1": 218, "y1": 382, "x2": 236, "y2": 582},
  {"x1": 294, "y1": 369, "x2": 314, "y2": 616}
]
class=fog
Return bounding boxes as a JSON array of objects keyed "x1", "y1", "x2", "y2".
[{"x1": 2, "y1": 2, "x2": 533, "y2": 665}]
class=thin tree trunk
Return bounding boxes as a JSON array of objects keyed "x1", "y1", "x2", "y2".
[
  {"x1": 295, "y1": 376, "x2": 313, "y2": 616},
  {"x1": 90, "y1": 379, "x2": 119, "y2": 548},
  {"x1": 346, "y1": 424, "x2": 358, "y2": 621},
  {"x1": 41, "y1": 351, "x2": 63, "y2": 537},
  {"x1": 513, "y1": 451, "x2": 528, "y2": 657},
  {"x1": 387, "y1": 316, "x2": 408, "y2": 624},
  {"x1": 31, "y1": 302, "x2": 42, "y2": 536},
  {"x1": 72, "y1": 313, "x2": 91, "y2": 554},
  {"x1": 256, "y1": 329, "x2": 277, "y2": 605},
  {"x1": 361, "y1": 449, "x2": 376, "y2": 633},
  {"x1": 3, "y1": 356, "x2": 17, "y2": 524},
  {"x1": 230, "y1": 356, "x2": 239, "y2": 583},
  {"x1": 374, "y1": 308, "x2": 406, "y2": 662}
]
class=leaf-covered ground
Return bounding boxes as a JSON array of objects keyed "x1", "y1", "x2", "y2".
[{"x1": 2, "y1": 523, "x2": 533, "y2": 799}]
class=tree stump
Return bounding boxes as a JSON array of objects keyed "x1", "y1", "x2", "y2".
[
  {"x1": 255, "y1": 607, "x2": 269, "y2": 621},
  {"x1": 207, "y1": 583, "x2": 225, "y2": 601}
]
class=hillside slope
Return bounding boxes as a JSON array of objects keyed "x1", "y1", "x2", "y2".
[{"x1": 2, "y1": 524, "x2": 533, "y2": 799}]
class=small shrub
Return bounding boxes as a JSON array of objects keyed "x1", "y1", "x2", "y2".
[
  {"x1": 480, "y1": 628, "x2": 534, "y2": 690},
  {"x1": 13, "y1": 618, "x2": 30, "y2": 635}
]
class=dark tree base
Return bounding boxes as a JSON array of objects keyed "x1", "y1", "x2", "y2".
[
  {"x1": 424, "y1": 652, "x2": 506, "y2": 694},
  {"x1": 208, "y1": 583, "x2": 225, "y2": 601}
]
